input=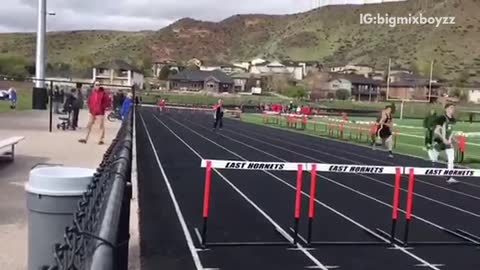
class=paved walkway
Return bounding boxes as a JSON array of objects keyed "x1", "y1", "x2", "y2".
[{"x1": 0, "y1": 109, "x2": 120, "y2": 270}]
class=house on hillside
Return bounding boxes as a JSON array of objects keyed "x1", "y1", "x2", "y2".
[
  {"x1": 329, "y1": 64, "x2": 374, "y2": 76},
  {"x1": 168, "y1": 69, "x2": 233, "y2": 92},
  {"x1": 200, "y1": 61, "x2": 247, "y2": 74},
  {"x1": 382, "y1": 73, "x2": 442, "y2": 101},
  {"x1": 309, "y1": 73, "x2": 381, "y2": 101},
  {"x1": 93, "y1": 60, "x2": 144, "y2": 89},
  {"x1": 152, "y1": 59, "x2": 180, "y2": 78},
  {"x1": 249, "y1": 60, "x2": 304, "y2": 80},
  {"x1": 231, "y1": 72, "x2": 262, "y2": 92},
  {"x1": 186, "y1": 57, "x2": 203, "y2": 68},
  {"x1": 334, "y1": 73, "x2": 381, "y2": 101}
]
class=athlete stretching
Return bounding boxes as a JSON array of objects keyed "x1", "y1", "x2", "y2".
[
  {"x1": 431, "y1": 104, "x2": 459, "y2": 184},
  {"x1": 213, "y1": 99, "x2": 224, "y2": 131},
  {"x1": 374, "y1": 105, "x2": 394, "y2": 158}
]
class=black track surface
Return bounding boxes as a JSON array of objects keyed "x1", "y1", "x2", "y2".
[{"x1": 136, "y1": 107, "x2": 480, "y2": 270}]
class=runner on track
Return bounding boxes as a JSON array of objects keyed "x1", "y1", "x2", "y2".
[
  {"x1": 373, "y1": 105, "x2": 394, "y2": 158},
  {"x1": 423, "y1": 109, "x2": 437, "y2": 163},
  {"x1": 158, "y1": 97, "x2": 166, "y2": 112},
  {"x1": 213, "y1": 99, "x2": 224, "y2": 132},
  {"x1": 432, "y1": 104, "x2": 460, "y2": 184}
]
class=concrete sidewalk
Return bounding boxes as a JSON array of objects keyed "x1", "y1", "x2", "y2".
[{"x1": 0, "y1": 109, "x2": 121, "y2": 270}]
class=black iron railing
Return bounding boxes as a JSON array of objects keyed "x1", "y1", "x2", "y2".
[{"x1": 42, "y1": 109, "x2": 133, "y2": 270}]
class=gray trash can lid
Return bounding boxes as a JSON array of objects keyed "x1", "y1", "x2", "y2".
[{"x1": 26, "y1": 167, "x2": 96, "y2": 196}]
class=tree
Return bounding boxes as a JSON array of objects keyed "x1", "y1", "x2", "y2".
[
  {"x1": 454, "y1": 71, "x2": 470, "y2": 86},
  {"x1": 158, "y1": 66, "x2": 171, "y2": 80},
  {"x1": 283, "y1": 86, "x2": 307, "y2": 98},
  {"x1": 142, "y1": 56, "x2": 153, "y2": 77},
  {"x1": 449, "y1": 88, "x2": 469, "y2": 102},
  {"x1": 335, "y1": 89, "x2": 351, "y2": 100}
]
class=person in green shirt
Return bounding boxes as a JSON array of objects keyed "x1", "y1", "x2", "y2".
[
  {"x1": 431, "y1": 104, "x2": 459, "y2": 184},
  {"x1": 423, "y1": 109, "x2": 437, "y2": 161}
]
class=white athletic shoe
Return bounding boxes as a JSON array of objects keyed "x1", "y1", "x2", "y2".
[{"x1": 446, "y1": 178, "x2": 460, "y2": 184}]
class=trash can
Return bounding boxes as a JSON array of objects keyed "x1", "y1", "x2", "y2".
[{"x1": 26, "y1": 166, "x2": 96, "y2": 270}]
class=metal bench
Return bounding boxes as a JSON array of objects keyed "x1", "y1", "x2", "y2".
[{"x1": 0, "y1": 136, "x2": 25, "y2": 161}]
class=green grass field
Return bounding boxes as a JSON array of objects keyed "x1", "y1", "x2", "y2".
[
  {"x1": 240, "y1": 113, "x2": 480, "y2": 168},
  {"x1": 142, "y1": 92, "x2": 290, "y2": 107}
]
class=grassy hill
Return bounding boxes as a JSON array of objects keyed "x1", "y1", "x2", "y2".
[{"x1": 0, "y1": 0, "x2": 479, "y2": 81}]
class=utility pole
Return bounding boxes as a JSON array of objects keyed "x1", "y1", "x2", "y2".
[
  {"x1": 35, "y1": 0, "x2": 46, "y2": 89},
  {"x1": 428, "y1": 60, "x2": 434, "y2": 103},
  {"x1": 32, "y1": 0, "x2": 55, "y2": 110},
  {"x1": 386, "y1": 58, "x2": 391, "y2": 101}
]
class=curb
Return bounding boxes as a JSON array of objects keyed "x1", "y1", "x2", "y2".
[{"x1": 128, "y1": 110, "x2": 141, "y2": 270}]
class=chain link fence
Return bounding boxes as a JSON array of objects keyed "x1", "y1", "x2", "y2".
[{"x1": 41, "y1": 108, "x2": 133, "y2": 270}]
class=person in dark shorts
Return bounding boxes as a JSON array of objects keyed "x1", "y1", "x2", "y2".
[
  {"x1": 431, "y1": 104, "x2": 459, "y2": 184},
  {"x1": 213, "y1": 99, "x2": 224, "y2": 131},
  {"x1": 374, "y1": 105, "x2": 394, "y2": 158},
  {"x1": 423, "y1": 109, "x2": 437, "y2": 162}
]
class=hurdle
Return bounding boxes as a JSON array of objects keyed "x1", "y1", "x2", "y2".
[
  {"x1": 386, "y1": 167, "x2": 480, "y2": 247},
  {"x1": 306, "y1": 164, "x2": 402, "y2": 247},
  {"x1": 197, "y1": 159, "x2": 480, "y2": 249},
  {"x1": 198, "y1": 160, "x2": 308, "y2": 248}
]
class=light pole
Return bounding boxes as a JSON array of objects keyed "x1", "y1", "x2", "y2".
[{"x1": 32, "y1": 0, "x2": 55, "y2": 109}]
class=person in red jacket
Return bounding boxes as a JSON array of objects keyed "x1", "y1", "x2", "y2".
[{"x1": 79, "y1": 82, "x2": 111, "y2": 145}]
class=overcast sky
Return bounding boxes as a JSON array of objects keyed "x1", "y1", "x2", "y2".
[{"x1": 0, "y1": 0, "x2": 368, "y2": 33}]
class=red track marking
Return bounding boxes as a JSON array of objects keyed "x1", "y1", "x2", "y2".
[
  {"x1": 294, "y1": 164, "x2": 303, "y2": 219},
  {"x1": 405, "y1": 168, "x2": 415, "y2": 220},
  {"x1": 202, "y1": 160, "x2": 212, "y2": 218},
  {"x1": 391, "y1": 167, "x2": 402, "y2": 220},
  {"x1": 308, "y1": 164, "x2": 317, "y2": 218}
]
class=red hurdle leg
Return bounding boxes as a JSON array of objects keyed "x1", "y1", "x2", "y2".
[
  {"x1": 403, "y1": 168, "x2": 415, "y2": 246},
  {"x1": 307, "y1": 164, "x2": 317, "y2": 244},
  {"x1": 293, "y1": 164, "x2": 303, "y2": 245},
  {"x1": 201, "y1": 161, "x2": 212, "y2": 248}
]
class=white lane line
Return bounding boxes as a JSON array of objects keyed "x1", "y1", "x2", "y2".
[
  {"x1": 164, "y1": 114, "x2": 442, "y2": 270},
  {"x1": 222, "y1": 124, "x2": 480, "y2": 218},
  {"x1": 152, "y1": 113, "x2": 330, "y2": 270},
  {"x1": 235, "y1": 124, "x2": 480, "y2": 198},
  {"x1": 139, "y1": 112, "x2": 205, "y2": 270}
]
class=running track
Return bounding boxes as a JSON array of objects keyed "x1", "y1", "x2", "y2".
[{"x1": 136, "y1": 106, "x2": 480, "y2": 270}]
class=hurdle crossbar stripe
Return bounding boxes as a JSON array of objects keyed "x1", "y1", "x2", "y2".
[
  {"x1": 314, "y1": 164, "x2": 400, "y2": 175},
  {"x1": 406, "y1": 167, "x2": 480, "y2": 177},
  {"x1": 200, "y1": 160, "x2": 305, "y2": 171}
]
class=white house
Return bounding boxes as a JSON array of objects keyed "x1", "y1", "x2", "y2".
[
  {"x1": 249, "y1": 60, "x2": 304, "y2": 80},
  {"x1": 329, "y1": 64, "x2": 374, "y2": 76},
  {"x1": 467, "y1": 83, "x2": 480, "y2": 103},
  {"x1": 93, "y1": 60, "x2": 144, "y2": 89}
]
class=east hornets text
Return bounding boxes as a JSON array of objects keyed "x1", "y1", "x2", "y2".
[{"x1": 225, "y1": 162, "x2": 285, "y2": 170}]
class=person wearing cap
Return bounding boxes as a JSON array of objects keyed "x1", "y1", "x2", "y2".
[{"x1": 79, "y1": 81, "x2": 111, "y2": 145}]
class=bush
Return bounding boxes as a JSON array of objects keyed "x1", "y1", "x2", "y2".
[
  {"x1": 283, "y1": 86, "x2": 307, "y2": 98},
  {"x1": 335, "y1": 89, "x2": 351, "y2": 100}
]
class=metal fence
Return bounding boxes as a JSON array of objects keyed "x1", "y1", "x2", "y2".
[{"x1": 41, "y1": 108, "x2": 133, "y2": 270}]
